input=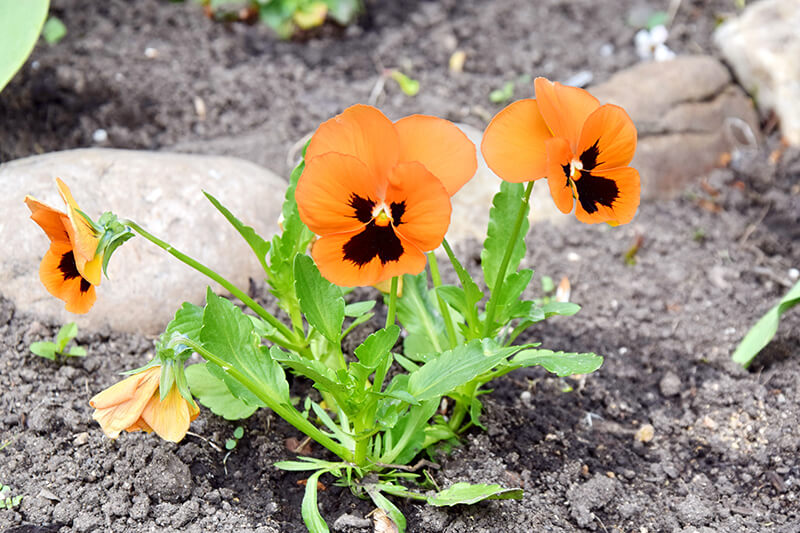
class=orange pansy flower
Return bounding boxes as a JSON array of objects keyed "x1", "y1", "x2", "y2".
[
  {"x1": 24, "y1": 179, "x2": 104, "y2": 313},
  {"x1": 89, "y1": 365, "x2": 200, "y2": 443},
  {"x1": 297, "y1": 105, "x2": 477, "y2": 287},
  {"x1": 481, "y1": 77, "x2": 640, "y2": 225}
]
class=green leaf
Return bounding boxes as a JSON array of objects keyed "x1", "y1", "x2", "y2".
[
  {"x1": 541, "y1": 275, "x2": 555, "y2": 293},
  {"x1": 365, "y1": 486, "x2": 407, "y2": 533},
  {"x1": 186, "y1": 363, "x2": 258, "y2": 420},
  {"x1": 270, "y1": 347, "x2": 342, "y2": 397},
  {"x1": 733, "y1": 280, "x2": 800, "y2": 368},
  {"x1": 355, "y1": 325, "x2": 400, "y2": 369},
  {"x1": 204, "y1": 191, "x2": 270, "y2": 272},
  {"x1": 29, "y1": 341, "x2": 56, "y2": 360},
  {"x1": 541, "y1": 301, "x2": 581, "y2": 317},
  {"x1": 482, "y1": 181, "x2": 529, "y2": 291},
  {"x1": 396, "y1": 273, "x2": 447, "y2": 357},
  {"x1": 323, "y1": 0, "x2": 361, "y2": 24},
  {"x1": 511, "y1": 349, "x2": 603, "y2": 376},
  {"x1": 389, "y1": 70, "x2": 420, "y2": 96},
  {"x1": 0, "y1": 0, "x2": 49, "y2": 92},
  {"x1": 489, "y1": 81, "x2": 515, "y2": 104},
  {"x1": 344, "y1": 300, "x2": 375, "y2": 317},
  {"x1": 275, "y1": 457, "x2": 337, "y2": 471},
  {"x1": 427, "y1": 482, "x2": 523, "y2": 506},
  {"x1": 157, "y1": 302, "x2": 204, "y2": 356},
  {"x1": 301, "y1": 470, "x2": 330, "y2": 533},
  {"x1": 201, "y1": 290, "x2": 291, "y2": 403},
  {"x1": 225, "y1": 439, "x2": 236, "y2": 450},
  {"x1": 441, "y1": 240, "x2": 484, "y2": 334},
  {"x1": 41, "y1": 15, "x2": 66, "y2": 44},
  {"x1": 294, "y1": 254, "x2": 345, "y2": 344},
  {"x1": 233, "y1": 426, "x2": 244, "y2": 439},
  {"x1": 67, "y1": 346, "x2": 87, "y2": 357},
  {"x1": 55, "y1": 322, "x2": 78, "y2": 352},
  {"x1": 645, "y1": 11, "x2": 669, "y2": 30},
  {"x1": 408, "y1": 340, "x2": 517, "y2": 401}
]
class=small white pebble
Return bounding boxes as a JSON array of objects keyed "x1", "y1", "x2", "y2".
[
  {"x1": 599, "y1": 43, "x2": 614, "y2": 57},
  {"x1": 92, "y1": 128, "x2": 108, "y2": 143},
  {"x1": 724, "y1": 327, "x2": 736, "y2": 336},
  {"x1": 563, "y1": 70, "x2": 593, "y2": 88},
  {"x1": 32, "y1": 60, "x2": 40, "y2": 70},
  {"x1": 619, "y1": 346, "x2": 629, "y2": 355},
  {"x1": 610, "y1": 299, "x2": 619, "y2": 310},
  {"x1": 144, "y1": 47, "x2": 159, "y2": 59},
  {"x1": 520, "y1": 391, "x2": 532, "y2": 403},
  {"x1": 634, "y1": 424, "x2": 655, "y2": 443},
  {"x1": 194, "y1": 96, "x2": 207, "y2": 120},
  {"x1": 789, "y1": 268, "x2": 799, "y2": 280},
  {"x1": 567, "y1": 252, "x2": 581, "y2": 262},
  {"x1": 114, "y1": 72, "x2": 124, "y2": 82}
]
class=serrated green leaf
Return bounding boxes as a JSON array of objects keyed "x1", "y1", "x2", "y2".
[
  {"x1": 0, "y1": 0, "x2": 49, "y2": 92},
  {"x1": 294, "y1": 254, "x2": 345, "y2": 344},
  {"x1": 270, "y1": 347, "x2": 342, "y2": 397},
  {"x1": 407, "y1": 340, "x2": 517, "y2": 401},
  {"x1": 29, "y1": 341, "x2": 56, "y2": 360},
  {"x1": 204, "y1": 191, "x2": 270, "y2": 272},
  {"x1": 511, "y1": 349, "x2": 603, "y2": 376},
  {"x1": 201, "y1": 290, "x2": 290, "y2": 403},
  {"x1": 441, "y1": 240, "x2": 484, "y2": 334},
  {"x1": 157, "y1": 302, "x2": 204, "y2": 354},
  {"x1": 186, "y1": 363, "x2": 258, "y2": 420},
  {"x1": 427, "y1": 482, "x2": 523, "y2": 506},
  {"x1": 355, "y1": 325, "x2": 399, "y2": 369},
  {"x1": 733, "y1": 280, "x2": 800, "y2": 368},
  {"x1": 301, "y1": 470, "x2": 330, "y2": 533},
  {"x1": 482, "y1": 181, "x2": 529, "y2": 291}
]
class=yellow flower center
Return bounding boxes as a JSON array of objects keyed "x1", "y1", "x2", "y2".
[
  {"x1": 569, "y1": 158, "x2": 583, "y2": 179},
  {"x1": 372, "y1": 204, "x2": 393, "y2": 227}
]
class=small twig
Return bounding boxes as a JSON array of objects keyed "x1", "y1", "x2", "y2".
[
  {"x1": 186, "y1": 431, "x2": 223, "y2": 452},
  {"x1": 738, "y1": 205, "x2": 770, "y2": 246},
  {"x1": 750, "y1": 266, "x2": 793, "y2": 289}
]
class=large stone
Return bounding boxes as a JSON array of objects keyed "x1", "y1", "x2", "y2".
[
  {"x1": 589, "y1": 55, "x2": 761, "y2": 199},
  {"x1": 715, "y1": 0, "x2": 800, "y2": 146},
  {"x1": 0, "y1": 148, "x2": 284, "y2": 335}
]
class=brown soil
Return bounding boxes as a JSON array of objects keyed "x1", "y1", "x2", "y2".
[{"x1": 2, "y1": 0, "x2": 800, "y2": 532}]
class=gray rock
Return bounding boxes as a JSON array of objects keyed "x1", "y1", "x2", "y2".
[
  {"x1": 1, "y1": 148, "x2": 283, "y2": 335},
  {"x1": 566, "y1": 473, "x2": 619, "y2": 528},
  {"x1": 333, "y1": 513, "x2": 371, "y2": 530},
  {"x1": 134, "y1": 449, "x2": 193, "y2": 503},
  {"x1": 590, "y1": 56, "x2": 761, "y2": 200},
  {"x1": 715, "y1": 0, "x2": 800, "y2": 145},
  {"x1": 676, "y1": 493, "x2": 714, "y2": 525},
  {"x1": 659, "y1": 371, "x2": 682, "y2": 397}
]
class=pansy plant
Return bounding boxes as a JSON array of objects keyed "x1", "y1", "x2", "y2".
[{"x1": 25, "y1": 82, "x2": 640, "y2": 532}]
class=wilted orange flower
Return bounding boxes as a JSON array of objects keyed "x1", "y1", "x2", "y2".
[
  {"x1": 297, "y1": 105, "x2": 476, "y2": 286},
  {"x1": 24, "y1": 179, "x2": 103, "y2": 313},
  {"x1": 89, "y1": 365, "x2": 199, "y2": 443},
  {"x1": 481, "y1": 77, "x2": 640, "y2": 225}
]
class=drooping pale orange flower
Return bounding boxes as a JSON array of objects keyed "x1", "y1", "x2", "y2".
[
  {"x1": 481, "y1": 77, "x2": 640, "y2": 225},
  {"x1": 24, "y1": 179, "x2": 103, "y2": 313},
  {"x1": 297, "y1": 105, "x2": 477, "y2": 287},
  {"x1": 89, "y1": 365, "x2": 200, "y2": 443}
]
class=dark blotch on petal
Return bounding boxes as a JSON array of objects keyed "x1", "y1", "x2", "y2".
[
  {"x1": 390, "y1": 201, "x2": 406, "y2": 225},
  {"x1": 342, "y1": 221, "x2": 404, "y2": 266},
  {"x1": 576, "y1": 171, "x2": 618, "y2": 214},
  {"x1": 80, "y1": 278, "x2": 92, "y2": 293},
  {"x1": 561, "y1": 163, "x2": 571, "y2": 187},
  {"x1": 58, "y1": 251, "x2": 82, "y2": 281},
  {"x1": 580, "y1": 141, "x2": 601, "y2": 170},
  {"x1": 349, "y1": 194, "x2": 375, "y2": 224}
]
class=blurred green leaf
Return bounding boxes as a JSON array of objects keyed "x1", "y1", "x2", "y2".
[
  {"x1": 29, "y1": 341, "x2": 57, "y2": 360},
  {"x1": 42, "y1": 15, "x2": 66, "y2": 44},
  {"x1": 390, "y1": 70, "x2": 420, "y2": 96},
  {"x1": 733, "y1": 280, "x2": 800, "y2": 368},
  {"x1": 0, "y1": 0, "x2": 49, "y2": 92},
  {"x1": 489, "y1": 81, "x2": 514, "y2": 104}
]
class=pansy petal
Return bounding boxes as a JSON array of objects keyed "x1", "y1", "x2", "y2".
[
  {"x1": 311, "y1": 230, "x2": 385, "y2": 287},
  {"x1": 574, "y1": 167, "x2": 640, "y2": 225},
  {"x1": 481, "y1": 99, "x2": 552, "y2": 182},
  {"x1": 297, "y1": 152, "x2": 378, "y2": 235},
  {"x1": 544, "y1": 137, "x2": 576, "y2": 214},
  {"x1": 90, "y1": 367, "x2": 160, "y2": 438},
  {"x1": 39, "y1": 241, "x2": 97, "y2": 313},
  {"x1": 394, "y1": 114, "x2": 477, "y2": 195},
  {"x1": 578, "y1": 104, "x2": 637, "y2": 171},
  {"x1": 141, "y1": 386, "x2": 193, "y2": 443},
  {"x1": 534, "y1": 78, "x2": 600, "y2": 150},
  {"x1": 56, "y1": 178, "x2": 100, "y2": 267},
  {"x1": 305, "y1": 104, "x2": 400, "y2": 183},
  {"x1": 384, "y1": 161, "x2": 451, "y2": 251},
  {"x1": 24, "y1": 196, "x2": 70, "y2": 243}
]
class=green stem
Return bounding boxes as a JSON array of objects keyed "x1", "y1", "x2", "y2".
[
  {"x1": 385, "y1": 276, "x2": 398, "y2": 328},
  {"x1": 125, "y1": 220, "x2": 304, "y2": 352},
  {"x1": 441, "y1": 238, "x2": 480, "y2": 336},
  {"x1": 181, "y1": 338, "x2": 352, "y2": 461},
  {"x1": 427, "y1": 252, "x2": 458, "y2": 349},
  {"x1": 482, "y1": 181, "x2": 534, "y2": 337},
  {"x1": 448, "y1": 381, "x2": 477, "y2": 433}
]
